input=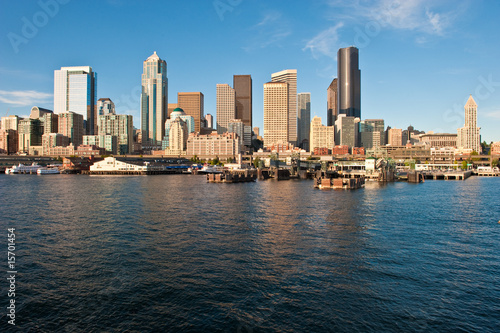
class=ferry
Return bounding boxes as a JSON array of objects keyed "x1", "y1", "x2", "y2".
[
  {"x1": 37, "y1": 168, "x2": 60, "y2": 175},
  {"x1": 5, "y1": 163, "x2": 43, "y2": 174}
]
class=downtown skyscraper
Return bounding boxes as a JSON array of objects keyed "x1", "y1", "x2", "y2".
[
  {"x1": 54, "y1": 66, "x2": 97, "y2": 135},
  {"x1": 458, "y1": 95, "x2": 481, "y2": 153},
  {"x1": 263, "y1": 81, "x2": 288, "y2": 148},
  {"x1": 141, "y1": 51, "x2": 167, "y2": 146},
  {"x1": 337, "y1": 47, "x2": 361, "y2": 119},
  {"x1": 327, "y1": 78, "x2": 338, "y2": 126},
  {"x1": 233, "y1": 75, "x2": 252, "y2": 130},
  {"x1": 297, "y1": 92, "x2": 311, "y2": 150},
  {"x1": 271, "y1": 69, "x2": 297, "y2": 146},
  {"x1": 216, "y1": 84, "x2": 236, "y2": 134}
]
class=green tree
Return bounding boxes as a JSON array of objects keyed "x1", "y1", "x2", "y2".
[
  {"x1": 210, "y1": 156, "x2": 220, "y2": 166},
  {"x1": 461, "y1": 160, "x2": 468, "y2": 170},
  {"x1": 253, "y1": 156, "x2": 261, "y2": 168}
]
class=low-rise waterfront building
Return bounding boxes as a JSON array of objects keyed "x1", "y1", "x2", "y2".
[
  {"x1": 76, "y1": 145, "x2": 106, "y2": 157},
  {"x1": 186, "y1": 132, "x2": 240, "y2": 160},
  {"x1": 332, "y1": 145, "x2": 349, "y2": 155},
  {"x1": 90, "y1": 156, "x2": 148, "y2": 172},
  {"x1": 418, "y1": 133, "x2": 457, "y2": 148},
  {"x1": 45, "y1": 145, "x2": 76, "y2": 157}
]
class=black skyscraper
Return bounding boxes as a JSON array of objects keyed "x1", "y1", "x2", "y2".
[{"x1": 337, "y1": 46, "x2": 361, "y2": 119}]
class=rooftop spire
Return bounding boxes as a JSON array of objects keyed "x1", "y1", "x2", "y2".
[{"x1": 146, "y1": 51, "x2": 160, "y2": 61}]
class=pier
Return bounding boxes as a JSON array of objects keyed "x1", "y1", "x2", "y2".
[
  {"x1": 422, "y1": 170, "x2": 472, "y2": 180},
  {"x1": 206, "y1": 169, "x2": 257, "y2": 183}
]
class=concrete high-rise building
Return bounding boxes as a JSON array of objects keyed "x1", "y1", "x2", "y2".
[
  {"x1": 141, "y1": 51, "x2": 167, "y2": 146},
  {"x1": 359, "y1": 119, "x2": 385, "y2": 149},
  {"x1": 335, "y1": 114, "x2": 359, "y2": 148},
  {"x1": 337, "y1": 47, "x2": 361, "y2": 118},
  {"x1": 234, "y1": 75, "x2": 252, "y2": 129},
  {"x1": 0, "y1": 129, "x2": 18, "y2": 154},
  {"x1": 43, "y1": 133, "x2": 69, "y2": 149},
  {"x1": 166, "y1": 117, "x2": 188, "y2": 155},
  {"x1": 58, "y1": 112, "x2": 84, "y2": 147},
  {"x1": 97, "y1": 98, "x2": 115, "y2": 116},
  {"x1": 83, "y1": 135, "x2": 117, "y2": 154},
  {"x1": 41, "y1": 113, "x2": 59, "y2": 135},
  {"x1": 310, "y1": 116, "x2": 335, "y2": 153},
  {"x1": 297, "y1": 92, "x2": 311, "y2": 151},
  {"x1": 387, "y1": 128, "x2": 403, "y2": 146},
  {"x1": 1, "y1": 115, "x2": 20, "y2": 131},
  {"x1": 98, "y1": 114, "x2": 134, "y2": 154},
  {"x1": 457, "y1": 95, "x2": 481, "y2": 153},
  {"x1": 54, "y1": 66, "x2": 97, "y2": 134},
  {"x1": 263, "y1": 81, "x2": 289, "y2": 148},
  {"x1": 228, "y1": 118, "x2": 247, "y2": 148},
  {"x1": 18, "y1": 118, "x2": 43, "y2": 153},
  {"x1": 205, "y1": 114, "x2": 214, "y2": 129},
  {"x1": 327, "y1": 78, "x2": 338, "y2": 126},
  {"x1": 216, "y1": 84, "x2": 236, "y2": 134},
  {"x1": 162, "y1": 108, "x2": 195, "y2": 150},
  {"x1": 178, "y1": 92, "x2": 204, "y2": 133},
  {"x1": 271, "y1": 69, "x2": 297, "y2": 145}
]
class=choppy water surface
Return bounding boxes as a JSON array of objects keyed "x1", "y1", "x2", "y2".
[{"x1": 0, "y1": 175, "x2": 499, "y2": 332}]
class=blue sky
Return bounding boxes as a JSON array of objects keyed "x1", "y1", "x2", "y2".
[{"x1": 1, "y1": 0, "x2": 499, "y2": 142}]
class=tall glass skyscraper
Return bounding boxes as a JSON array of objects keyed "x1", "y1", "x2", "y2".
[
  {"x1": 141, "y1": 51, "x2": 167, "y2": 146},
  {"x1": 54, "y1": 66, "x2": 97, "y2": 135},
  {"x1": 337, "y1": 47, "x2": 361, "y2": 119},
  {"x1": 233, "y1": 75, "x2": 252, "y2": 129},
  {"x1": 297, "y1": 92, "x2": 311, "y2": 151}
]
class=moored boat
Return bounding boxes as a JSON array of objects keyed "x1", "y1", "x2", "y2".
[
  {"x1": 5, "y1": 163, "x2": 43, "y2": 174},
  {"x1": 37, "y1": 168, "x2": 60, "y2": 175}
]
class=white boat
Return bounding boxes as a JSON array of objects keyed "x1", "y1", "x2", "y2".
[
  {"x1": 37, "y1": 168, "x2": 60, "y2": 175},
  {"x1": 198, "y1": 165, "x2": 224, "y2": 174},
  {"x1": 5, "y1": 163, "x2": 43, "y2": 174}
]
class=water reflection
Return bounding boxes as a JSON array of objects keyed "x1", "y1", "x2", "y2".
[{"x1": 0, "y1": 175, "x2": 498, "y2": 332}]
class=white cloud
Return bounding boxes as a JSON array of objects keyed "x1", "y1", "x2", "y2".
[
  {"x1": 326, "y1": 0, "x2": 465, "y2": 37},
  {"x1": 303, "y1": 22, "x2": 344, "y2": 59},
  {"x1": 484, "y1": 110, "x2": 500, "y2": 120},
  {"x1": 0, "y1": 90, "x2": 52, "y2": 106},
  {"x1": 243, "y1": 11, "x2": 292, "y2": 51}
]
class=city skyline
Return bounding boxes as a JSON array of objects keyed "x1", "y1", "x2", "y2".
[{"x1": 1, "y1": 1, "x2": 500, "y2": 142}]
